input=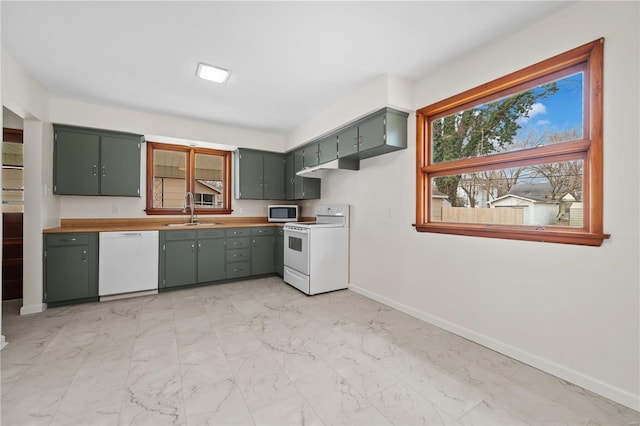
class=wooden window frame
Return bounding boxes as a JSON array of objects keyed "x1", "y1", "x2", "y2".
[
  {"x1": 415, "y1": 39, "x2": 609, "y2": 246},
  {"x1": 145, "y1": 142, "x2": 232, "y2": 215}
]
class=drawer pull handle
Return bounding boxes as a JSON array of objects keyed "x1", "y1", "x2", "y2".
[
  {"x1": 60, "y1": 238, "x2": 76, "y2": 242},
  {"x1": 81, "y1": 250, "x2": 87, "y2": 263}
]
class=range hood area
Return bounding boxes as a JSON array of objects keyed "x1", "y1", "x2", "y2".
[{"x1": 296, "y1": 158, "x2": 359, "y2": 179}]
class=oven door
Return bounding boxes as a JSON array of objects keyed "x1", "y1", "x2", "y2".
[{"x1": 284, "y1": 227, "x2": 310, "y2": 275}]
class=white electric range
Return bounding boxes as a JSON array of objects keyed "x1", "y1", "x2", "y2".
[{"x1": 283, "y1": 204, "x2": 349, "y2": 295}]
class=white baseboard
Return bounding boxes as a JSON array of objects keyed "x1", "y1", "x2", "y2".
[
  {"x1": 348, "y1": 283, "x2": 640, "y2": 412},
  {"x1": 20, "y1": 303, "x2": 46, "y2": 315}
]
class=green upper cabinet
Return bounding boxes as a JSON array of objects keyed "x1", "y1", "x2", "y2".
[
  {"x1": 318, "y1": 134, "x2": 338, "y2": 164},
  {"x1": 263, "y1": 152, "x2": 286, "y2": 200},
  {"x1": 337, "y1": 125, "x2": 359, "y2": 159},
  {"x1": 285, "y1": 153, "x2": 295, "y2": 200},
  {"x1": 234, "y1": 148, "x2": 285, "y2": 200},
  {"x1": 337, "y1": 108, "x2": 408, "y2": 160},
  {"x1": 100, "y1": 135, "x2": 142, "y2": 196},
  {"x1": 287, "y1": 149, "x2": 321, "y2": 200},
  {"x1": 303, "y1": 142, "x2": 319, "y2": 168},
  {"x1": 53, "y1": 124, "x2": 142, "y2": 197}
]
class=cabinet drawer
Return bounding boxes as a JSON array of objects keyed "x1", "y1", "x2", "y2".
[
  {"x1": 226, "y1": 248, "x2": 250, "y2": 263},
  {"x1": 198, "y1": 229, "x2": 225, "y2": 239},
  {"x1": 225, "y1": 228, "x2": 250, "y2": 237},
  {"x1": 46, "y1": 233, "x2": 91, "y2": 246},
  {"x1": 163, "y1": 230, "x2": 197, "y2": 241},
  {"x1": 251, "y1": 227, "x2": 274, "y2": 236},
  {"x1": 226, "y1": 261, "x2": 251, "y2": 279},
  {"x1": 226, "y1": 237, "x2": 250, "y2": 249}
]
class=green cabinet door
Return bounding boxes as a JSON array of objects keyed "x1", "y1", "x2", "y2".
[
  {"x1": 251, "y1": 236, "x2": 275, "y2": 275},
  {"x1": 275, "y1": 227, "x2": 284, "y2": 276},
  {"x1": 337, "y1": 125, "x2": 358, "y2": 158},
  {"x1": 236, "y1": 149, "x2": 264, "y2": 199},
  {"x1": 197, "y1": 228, "x2": 226, "y2": 283},
  {"x1": 161, "y1": 231, "x2": 197, "y2": 288},
  {"x1": 285, "y1": 153, "x2": 295, "y2": 199},
  {"x1": 54, "y1": 128, "x2": 100, "y2": 195},
  {"x1": 263, "y1": 152, "x2": 285, "y2": 200},
  {"x1": 100, "y1": 135, "x2": 141, "y2": 196},
  {"x1": 303, "y1": 142, "x2": 319, "y2": 168},
  {"x1": 44, "y1": 233, "x2": 98, "y2": 304},
  {"x1": 358, "y1": 112, "x2": 386, "y2": 152},
  {"x1": 318, "y1": 135, "x2": 338, "y2": 164},
  {"x1": 293, "y1": 149, "x2": 305, "y2": 199}
]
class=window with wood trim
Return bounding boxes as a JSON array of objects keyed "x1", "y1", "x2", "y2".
[
  {"x1": 415, "y1": 39, "x2": 608, "y2": 246},
  {"x1": 146, "y1": 142, "x2": 232, "y2": 215}
]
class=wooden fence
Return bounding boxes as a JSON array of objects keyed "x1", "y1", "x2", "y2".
[{"x1": 441, "y1": 207, "x2": 524, "y2": 225}]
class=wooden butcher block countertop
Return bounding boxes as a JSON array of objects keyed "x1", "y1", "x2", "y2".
[{"x1": 41, "y1": 217, "x2": 309, "y2": 233}]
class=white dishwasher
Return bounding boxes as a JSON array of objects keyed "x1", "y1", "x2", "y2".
[{"x1": 99, "y1": 231, "x2": 159, "y2": 297}]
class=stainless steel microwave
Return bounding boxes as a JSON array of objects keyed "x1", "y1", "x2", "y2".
[{"x1": 268, "y1": 205, "x2": 299, "y2": 222}]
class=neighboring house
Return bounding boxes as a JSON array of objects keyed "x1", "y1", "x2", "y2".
[
  {"x1": 152, "y1": 177, "x2": 223, "y2": 208},
  {"x1": 431, "y1": 190, "x2": 451, "y2": 221},
  {"x1": 488, "y1": 183, "x2": 577, "y2": 226},
  {"x1": 195, "y1": 180, "x2": 223, "y2": 207}
]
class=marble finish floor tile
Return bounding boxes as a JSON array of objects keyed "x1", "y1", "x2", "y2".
[{"x1": 2, "y1": 277, "x2": 638, "y2": 426}]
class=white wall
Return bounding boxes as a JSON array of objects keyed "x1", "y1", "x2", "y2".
[
  {"x1": 288, "y1": 1, "x2": 639, "y2": 410},
  {"x1": 50, "y1": 99, "x2": 286, "y2": 219},
  {"x1": 1, "y1": 48, "x2": 59, "y2": 316},
  {"x1": 3, "y1": 107, "x2": 24, "y2": 129}
]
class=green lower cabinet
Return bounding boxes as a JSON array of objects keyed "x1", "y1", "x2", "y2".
[
  {"x1": 161, "y1": 229, "x2": 228, "y2": 288},
  {"x1": 161, "y1": 231, "x2": 197, "y2": 289},
  {"x1": 251, "y1": 227, "x2": 275, "y2": 275},
  {"x1": 44, "y1": 233, "x2": 98, "y2": 305},
  {"x1": 226, "y1": 228, "x2": 252, "y2": 279},
  {"x1": 197, "y1": 233, "x2": 226, "y2": 283},
  {"x1": 160, "y1": 226, "x2": 281, "y2": 291}
]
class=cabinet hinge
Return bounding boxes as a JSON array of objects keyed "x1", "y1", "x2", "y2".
[
  {"x1": 44, "y1": 249, "x2": 47, "y2": 258},
  {"x1": 44, "y1": 292, "x2": 47, "y2": 302},
  {"x1": 137, "y1": 142, "x2": 141, "y2": 149},
  {"x1": 137, "y1": 188, "x2": 140, "y2": 195},
  {"x1": 54, "y1": 133, "x2": 58, "y2": 141},
  {"x1": 163, "y1": 244, "x2": 166, "y2": 251}
]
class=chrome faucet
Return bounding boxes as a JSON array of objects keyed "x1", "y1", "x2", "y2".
[{"x1": 183, "y1": 191, "x2": 196, "y2": 224}]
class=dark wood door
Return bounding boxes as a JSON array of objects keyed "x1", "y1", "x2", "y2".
[{"x1": 2, "y1": 213, "x2": 23, "y2": 300}]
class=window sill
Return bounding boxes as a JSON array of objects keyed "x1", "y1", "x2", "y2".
[{"x1": 413, "y1": 223, "x2": 610, "y2": 246}]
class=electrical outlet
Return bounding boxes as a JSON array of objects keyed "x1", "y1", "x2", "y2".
[
  {"x1": 239, "y1": 208, "x2": 245, "y2": 214},
  {"x1": 111, "y1": 204, "x2": 119, "y2": 214}
]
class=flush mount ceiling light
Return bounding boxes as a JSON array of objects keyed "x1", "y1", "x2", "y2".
[{"x1": 196, "y1": 62, "x2": 230, "y2": 83}]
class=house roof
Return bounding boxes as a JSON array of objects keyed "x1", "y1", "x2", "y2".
[
  {"x1": 489, "y1": 183, "x2": 560, "y2": 205},
  {"x1": 196, "y1": 180, "x2": 222, "y2": 194}
]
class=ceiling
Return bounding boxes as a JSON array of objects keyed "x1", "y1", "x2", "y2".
[{"x1": 1, "y1": 1, "x2": 571, "y2": 134}]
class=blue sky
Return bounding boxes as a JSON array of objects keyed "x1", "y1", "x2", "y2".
[{"x1": 516, "y1": 72, "x2": 584, "y2": 141}]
